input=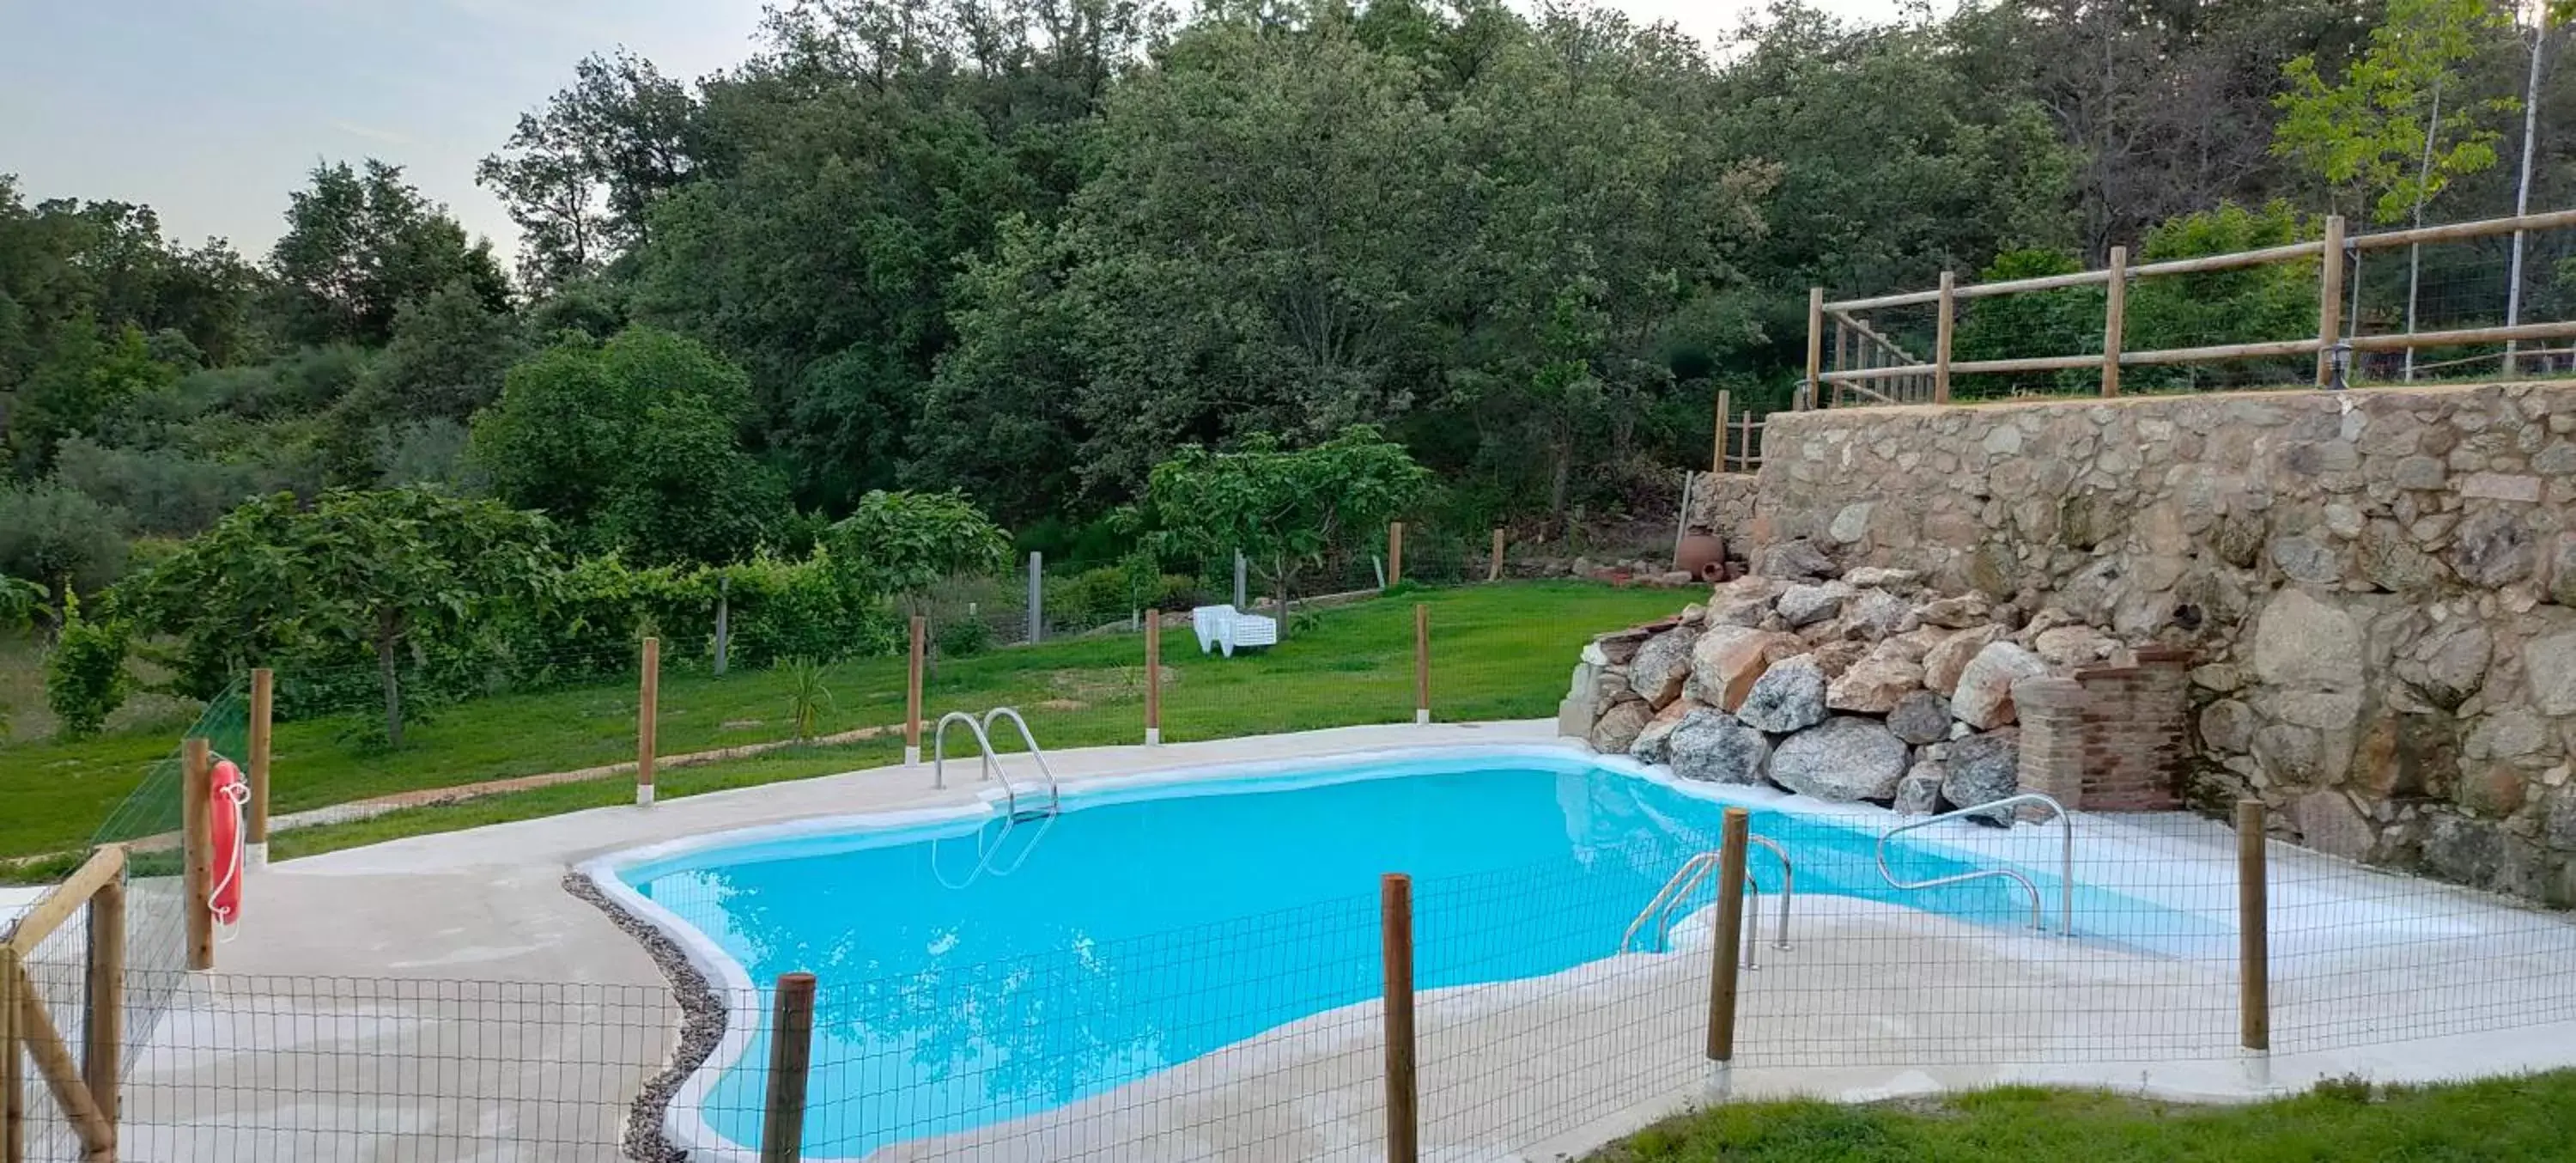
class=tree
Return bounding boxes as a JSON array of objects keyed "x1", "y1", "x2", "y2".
[
  {"x1": 11, "y1": 318, "x2": 179, "y2": 472},
  {"x1": 1139, "y1": 426, "x2": 1427, "y2": 631},
  {"x1": 470, "y1": 326, "x2": 784, "y2": 564},
  {"x1": 0, "y1": 484, "x2": 129, "y2": 605},
  {"x1": 2275, "y1": 0, "x2": 2518, "y2": 377},
  {"x1": 821, "y1": 489, "x2": 1010, "y2": 610},
  {"x1": 478, "y1": 49, "x2": 702, "y2": 289},
  {"x1": 269, "y1": 160, "x2": 511, "y2": 346},
  {"x1": 133, "y1": 488, "x2": 556, "y2": 746},
  {"x1": 374, "y1": 279, "x2": 528, "y2": 423}
]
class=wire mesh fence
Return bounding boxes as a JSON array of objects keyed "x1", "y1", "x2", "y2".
[{"x1": 12, "y1": 786, "x2": 2576, "y2": 1160}]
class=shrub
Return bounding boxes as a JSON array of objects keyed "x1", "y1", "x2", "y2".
[
  {"x1": 936, "y1": 617, "x2": 995, "y2": 658},
  {"x1": 46, "y1": 593, "x2": 129, "y2": 739},
  {"x1": 0, "y1": 484, "x2": 131, "y2": 595},
  {"x1": 780, "y1": 657, "x2": 832, "y2": 740}
]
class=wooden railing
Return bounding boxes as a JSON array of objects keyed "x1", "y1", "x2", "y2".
[
  {"x1": 2, "y1": 844, "x2": 127, "y2": 1162},
  {"x1": 1801, "y1": 207, "x2": 2576, "y2": 407},
  {"x1": 1710, "y1": 390, "x2": 1766, "y2": 473}
]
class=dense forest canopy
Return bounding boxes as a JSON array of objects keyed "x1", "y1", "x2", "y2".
[{"x1": 3, "y1": 0, "x2": 2570, "y2": 592}]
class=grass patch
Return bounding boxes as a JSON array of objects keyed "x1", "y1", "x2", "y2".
[
  {"x1": 1, "y1": 581, "x2": 1681, "y2": 862},
  {"x1": 1587, "y1": 1073, "x2": 2576, "y2": 1161}
]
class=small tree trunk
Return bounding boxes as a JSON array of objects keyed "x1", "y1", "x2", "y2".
[
  {"x1": 2403, "y1": 81, "x2": 2443, "y2": 383},
  {"x1": 375, "y1": 612, "x2": 404, "y2": 748},
  {"x1": 1274, "y1": 554, "x2": 1293, "y2": 640}
]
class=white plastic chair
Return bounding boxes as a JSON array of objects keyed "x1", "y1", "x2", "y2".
[{"x1": 1191, "y1": 605, "x2": 1278, "y2": 657}]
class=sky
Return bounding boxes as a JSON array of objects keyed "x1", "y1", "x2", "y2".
[{"x1": 0, "y1": 0, "x2": 1908, "y2": 263}]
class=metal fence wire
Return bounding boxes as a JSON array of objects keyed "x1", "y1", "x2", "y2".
[{"x1": 13, "y1": 574, "x2": 2576, "y2": 1160}]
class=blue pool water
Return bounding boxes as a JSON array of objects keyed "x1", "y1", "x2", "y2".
[{"x1": 618, "y1": 751, "x2": 2215, "y2": 1156}]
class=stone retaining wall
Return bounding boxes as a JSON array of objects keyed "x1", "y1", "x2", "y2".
[{"x1": 1751, "y1": 382, "x2": 2576, "y2": 904}]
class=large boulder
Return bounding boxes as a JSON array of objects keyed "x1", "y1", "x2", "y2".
[
  {"x1": 1940, "y1": 730, "x2": 2020, "y2": 825},
  {"x1": 1750, "y1": 539, "x2": 1837, "y2": 581},
  {"x1": 1826, "y1": 654, "x2": 1924, "y2": 715},
  {"x1": 1777, "y1": 582, "x2": 1855, "y2": 628},
  {"x1": 1886, "y1": 690, "x2": 1953, "y2": 746},
  {"x1": 1914, "y1": 594, "x2": 1994, "y2": 630},
  {"x1": 1587, "y1": 700, "x2": 1653, "y2": 753},
  {"x1": 2032, "y1": 624, "x2": 2119, "y2": 667},
  {"x1": 1735, "y1": 655, "x2": 1828, "y2": 734},
  {"x1": 1627, "y1": 701, "x2": 1695, "y2": 764},
  {"x1": 1687, "y1": 626, "x2": 1799, "y2": 711},
  {"x1": 1923, "y1": 625, "x2": 2005, "y2": 696},
  {"x1": 1895, "y1": 759, "x2": 1946, "y2": 815},
  {"x1": 1627, "y1": 627, "x2": 1701, "y2": 709},
  {"x1": 1770, "y1": 716, "x2": 1910, "y2": 802},
  {"x1": 1842, "y1": 588, "x2": 1914, "y2": 640},
  {"x1": 1950, "y1": 641, "x2": 2049, "y2": 729},
  {"x1": 1666, "y1": 710, "x2": 1774, "y2": 785}
]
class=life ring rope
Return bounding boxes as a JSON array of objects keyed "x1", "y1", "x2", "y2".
[{"x1": 208, "y1": 756, "x2": 250, "y2": 941}]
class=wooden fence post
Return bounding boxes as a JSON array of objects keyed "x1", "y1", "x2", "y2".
[
  {"x1": 3, "y1": 944, "x2": 20, "y2": 1163},
  {"x1": 905, "y1": 617, "x2": 926, "y2": 767},
  {"x1": 84, "y1": 868, "x2": 123, "y2": 1133},
  {"x1": 1741, "y1": 409, "x2": 1755, "y2": 472},
  {"x1": 247, "y1": 667, "x2": 272, "y2": 867},
  {"x1": 1487, "y1": 529, "x2": 1504, "y2": 583},
  {"x1": 759, "y1": 972, "x2": 817, "y2": 1163},
  {"x1": 1413, "y1": 605, "x2": 1431, "y2": 726},
  {"x1": 2238, "y1": 799, "x2": 2270, "y2": 1054},
  {"x1": 1704, "y1": 807, "x2": 1751, "y2": 1077},
  {"x1": 714, "y1": 575, "x2": 732, "y2": 677},
  {"x1": 2316, "y1": 215, "x2": 2346, "y2": 387},
  {"x1": 636, "y1": 637, "x2": 659, "y2": 807},
  {"x1": 1145, "y1": 613, "x2": 1163, "y2": 746},
  {"x1": 1381, "y1": 874, "x2": 1419, "y2": 1163},
  {"x1": 1803, "y1": 288, "x2": 1824, "y2": 409},
  {"x1": 1387, "y1": 522, "x2": 1405, "y2": 588},
  {"x1": 1933, "y1": 270, "x2": 1956, "y2": 403},
  {"x1": 1027, "y1": 551, "x2": 1044, "y2": 644},
  {"x1": 2102, "y1": 245, "x2": 2128, "y2": 398},
  {"x1": 183, "y1": 736, "x2": 215, "y2": 971},
  {"x1": 1712, "y1": 388, "x2": 1732, "y2": 473}
]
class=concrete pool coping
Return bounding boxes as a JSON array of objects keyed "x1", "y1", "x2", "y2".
[{"x1": 134, "y1": 720, "x2": 2576, "y2": 1161}]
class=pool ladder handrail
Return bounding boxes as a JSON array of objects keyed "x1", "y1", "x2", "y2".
[
  {"x1": 1619, "y1": 836, "x2": 1794, "y2": 968},
  {"x1": 933, "y1": 707, "x2": 1062, "y2": 821},
  {"x1": 1874, "y1": 792, "x2": 2075, "y2": 936}
]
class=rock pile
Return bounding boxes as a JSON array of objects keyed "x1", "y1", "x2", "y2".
[{"x1": 1565, "y1": 539, "x2": 2143, "y2": 825}]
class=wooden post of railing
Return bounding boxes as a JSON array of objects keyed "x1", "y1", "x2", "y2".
[
  {"x1": 904, "y1": 616, "x2": 925, "y2": 767},
  {"x1": 759, "y1": 971, "x2": 817, "y2": 1163},
  {"x1": 1487, "y1": 528, "x2": 1504, "y2": 582},
  {"x1": 182, "y1": 736, "x2": 215, "y2": 971},
  {"x1": 246, "y1": 667, "x2": 272, "y2": 868},
  {"x1": 1387, "y1": 521, "x2": 1405, "y2": 588},
  {"x1": 1413, "y1": 604, "x2": 1431, "y2": 726},
  {"x1": 3, "y1": 943, "x2": 21, "y2": 1163},
  {"x1": 1934, "y1": 270, "x2": 1956, "y2": 403},
  {"x1": 2238, "y1": 799, "x2": 2270, "y2": 1056},
  {"x1": 84, "y1": 866, "x2": 123, "y2": 1135},
  {"x1": 1381, "y1": 873, "x2": 1419, "y2": 1163},
  {"x1": 1803, "y1": 287, "x2": 1824, "y2": 408},
  {"x1": 2102, "y1": 245, "x2": 2128, "y2": 397},
  {"x1": 1145, "y1": 612, "x2": 1163, "y2": 746},
  {"x1": 1711, "y1": 388, "x2": 1730, "y2": 472},
  {"x1": 1704, "y1": 806, "x2": 1750, "y2": 1084},
  {"x1": 2316, "y1": 215, "x2": 2346, "y2": 387},
  {"x1": 636, "y1": 636, "x2": 659, "y2": 807},
  {"x1": 1740, "y1": 409, "x2": 1755, "y2": 471}
]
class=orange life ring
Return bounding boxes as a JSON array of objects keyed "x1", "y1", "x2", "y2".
[{"x1": 209, "y1": 758, "x2": 246, "y2": 923}]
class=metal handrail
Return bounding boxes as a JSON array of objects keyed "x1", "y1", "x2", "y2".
[
  {"x1": 1620, "y1": 836, "x2": 1795, "y2": 963},
  {"x1": 980, "y1": 707, "x2": 1060, "y2": 819},
  {"x1": 1875, "y1": 793, "x2": 2075, "y2": 936}
]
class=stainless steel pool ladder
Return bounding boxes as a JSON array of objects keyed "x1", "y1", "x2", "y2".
[
  {"x1": 1620, "y1": 836, "x2": 1794, "y2": 968},
  {"x1": 1874, "y1": 793, "x2": 2075, "y2": 936},
  {"x1": 933, "y1": 707, "x2": 1062, "y2": 822}
]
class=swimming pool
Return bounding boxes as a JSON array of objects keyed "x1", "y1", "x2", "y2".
[{"x1": 594, "y1": 746, "x2": 2218, "y2": 1158}]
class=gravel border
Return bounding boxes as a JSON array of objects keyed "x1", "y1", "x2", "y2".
[{"x1": 562, "y1": 870, "x2": 728, "y2": 1161}]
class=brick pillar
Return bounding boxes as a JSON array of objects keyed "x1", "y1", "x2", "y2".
[
  {"x1": 2014, "y1": 676, "x2": 2088, "y2": 813},
  {"x1": 2067, "y1": 646, "x2": 2193, "y2": 812}
]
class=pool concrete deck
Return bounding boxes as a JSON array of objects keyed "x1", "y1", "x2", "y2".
[{"x1": 109, "y1": 721, "x2": 2576, "y2": 1163}]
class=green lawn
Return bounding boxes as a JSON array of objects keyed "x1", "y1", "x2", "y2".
[
  {"x1": 1589, "y1": 1074, "x2": 2576, "y2": 1161},
  {"x1": 3, "y1": 581, "x2": 1680, "y2": 865}
]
